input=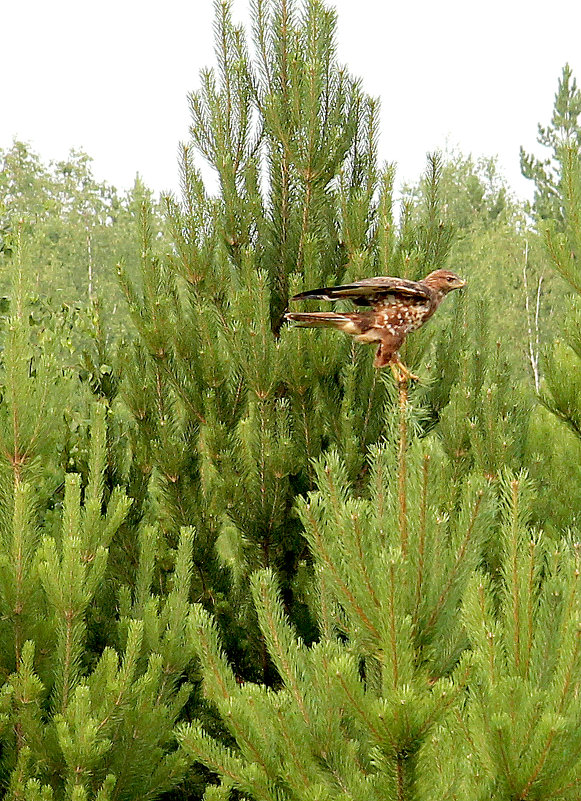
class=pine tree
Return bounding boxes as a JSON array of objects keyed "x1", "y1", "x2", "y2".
[
  {"x1": 178, "y1": 419, "x2": 493, "y2": 801},
  {"x1": 0, "y1": 232, "x2": 207, "y2": 800},
  {"x1": 537, "y1": 142, "x2": 581, "y2": 425},
  {"x1": 458, "y1": 474, "x2": 581, "y2": 801},
  {"x1": 521, "y1": 64, "x2": 581, "y2": 226},
  {"x1": 179, "y1": 421, "x2": 581, "y2": 800},
  {"x1": 117, "y1": 0, "x2": 458, "y2": 683}
]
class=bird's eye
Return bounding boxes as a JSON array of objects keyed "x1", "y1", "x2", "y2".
[{"x1": 447, "y1": 276, "x2": 455, "y2": 281}]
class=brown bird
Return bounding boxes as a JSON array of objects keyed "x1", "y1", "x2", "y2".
[{"x1": 284, "y1": 269, "x2": 466, "y2": 381}]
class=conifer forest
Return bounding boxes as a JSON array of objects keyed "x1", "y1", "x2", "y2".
[{"x1": 4, "y1": 1, "x2": 581, "y2": 799}]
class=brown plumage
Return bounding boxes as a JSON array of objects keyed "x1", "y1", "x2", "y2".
[{"x1": 284, "y1": 269, "x2": 466, "y2": 379}]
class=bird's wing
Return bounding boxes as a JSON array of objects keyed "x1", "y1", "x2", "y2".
[{"x1": 291, "y1": 276, "x2": 431, "y2": 307}]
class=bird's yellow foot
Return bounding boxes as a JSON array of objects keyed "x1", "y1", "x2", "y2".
[{"x1": 391, "y1": 357, "x2": 419, "y2": 383}]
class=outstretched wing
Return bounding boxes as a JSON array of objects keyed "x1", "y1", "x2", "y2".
[{"x1": 290, "y1": 276, "x2": 431, "y2": 308}]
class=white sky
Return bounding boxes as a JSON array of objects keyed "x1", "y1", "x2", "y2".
[{"x1": 3, "y1": 0, "x2": 581, "y2": 200}]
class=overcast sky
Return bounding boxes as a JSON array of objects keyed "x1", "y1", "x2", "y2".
[{"x1": 3, "y1": 0, "x2": 581, "y2": 200}]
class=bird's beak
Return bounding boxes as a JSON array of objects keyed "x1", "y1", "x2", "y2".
[{"x1": 457, "y1": 278, "x2": 467, "y2": 288}]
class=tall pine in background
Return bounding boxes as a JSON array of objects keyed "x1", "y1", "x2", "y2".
[
  {"x1": 521, "y1": 64, "x2": 581, "y2": 227},
  {"x1": 117, "y1": 0, "x2": 459, "y2": 683}
]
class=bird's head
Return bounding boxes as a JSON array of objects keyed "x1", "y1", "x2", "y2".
[{"x1": 422, "y1": 269, "x2": 466, "y2": 296}]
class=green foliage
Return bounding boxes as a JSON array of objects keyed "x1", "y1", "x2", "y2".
[
  {"x1": 524, "y1": 405, "x2": 581, "y2": 532},
  {"x1": 429, "y1": 293, "x2": 531, "y2": 483},
  {"x1": 0, "y1": 228, "x2": 80, "y2": 498},
  {"x1": 0, "y1": 140, "x2": 165, "y2": 331},
  {"x1": 187, "y1": 0, "x2": 379, "y2": 330},
  {"x1": 162, "y1": 26, "x2": 581, "y2": 801},
  {"x1": 180, "y1": 439, "x2": 491, "y2": 801}
]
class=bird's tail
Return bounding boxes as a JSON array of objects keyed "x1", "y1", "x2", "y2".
[{"x1": 284, "y1": 311, "x2": 355, "y2": 330}]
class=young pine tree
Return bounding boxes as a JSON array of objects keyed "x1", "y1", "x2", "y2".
[
  {"x1": 178, "y1": 421, "x2": 493, "y2": 801},
  {"x1": 0, "y1": 233, "x2": 205, "y2": 801}
]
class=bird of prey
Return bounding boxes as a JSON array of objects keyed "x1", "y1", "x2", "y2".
[{"x1": 284, "y1": 269, "x2": 466, "y2": 381}]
